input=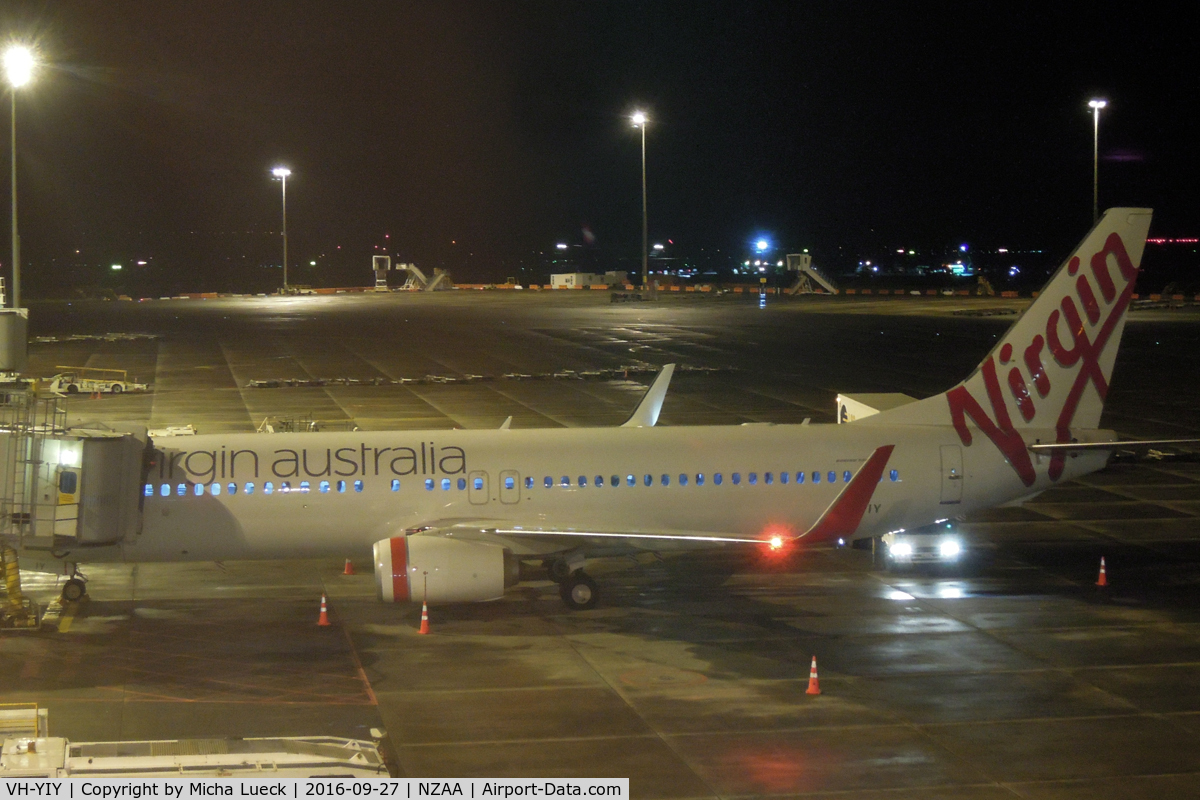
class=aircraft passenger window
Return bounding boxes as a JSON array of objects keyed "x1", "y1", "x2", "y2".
[
  {"x1": 545, "y1": 477, "x2": 553, "y2": 488},
  {"x1": 475, "y1": 477, "x2": 485, "y2": 490},
  {"x1": 796, "y1": 471, "x2": 804, "y2": 484},
  {"x1": 264, "y1": 482, "x2": 274, "y2": 495},
  {"x1": 194, "y1": 484, "x2": 205, "y2": 496},
  {"x1": 355, "y1": 480, "x2": 364, "y2": 493},
  {"x1": 391, "y1": 479, "x2": 400, "y2": 492},
  {"x1": 281, "y1": 481, "x2": 291, "y2": 493},
  {"x1": 144, "y1": 484, "x2": 154, "y2": 497},
  {"x1": 424, "y1": 479, "x2": 433, "y2": 491},
  {"x1": 338, "y1": 480, "x2": 347, "y2": 493},
  {"x1": 812, "y1": 472, "x2": 820, "y2": 484},
  {"x1": 661, "y1": 474, "x2": 670, "y2": 486},
  {"x1": 732, "y1": 473, "x2": 741, "y2": 485},
  {"x1": 643, "y1": 474, "x2": 652, "y2": 487},
  {"x1": 890, "y1": 469, "x2": 899, "y2": 482},
  {"x1": 320, "y1": 481, "x2": 330, "y2": 493},
  {"x1": 458, "y1": 478, "x2": 467, "y2": 490},
  {"x1": 627, "y1": 475, "x2": 635, "y2": 486},
  {"x1": 828, "y1": 471, "x2": 836, "y2": 484},
  {"x1": 300, "y1": 481, "x2": 310, "y2": 493},
  {"x1": 227, "y1": 483, "x2": 237, "y2": 495},
  {"x1": 578, "y1": 476, "x2": 587, "y2": 487},
  {"x1": 442, "y1": 478, "x2": 451, "y2": 490},
  {"x1": 595, "y1": 476, "x2": 604, "y2": 487},
  {"x1": 780, "y1": 471, "x2": 788, "y2": 484},
  {"x1": 176, "y1": 484, "x2": 186, "y2": 496},
  {"x1": 245, "y1": 483, "x2": 255, "y2": 494},
  {"x1": 748, "y1": 473, "x2": 758, "y2": 485},
  {"x1": 611, "y1": 476, "x2": 620, "y2": 487},
  {"x1": 502, "y1": 476, "x2": 514, "y2": 490},
  {"x1": 679, "y1": 474, "x2": 688, "y2": 486},
  {"x1": 210, "y1": 483, "x2": 221, "y2": 496},
  {"x1": 525, "y1": 477, "x2": 534, "y2": 489},
  {"x1": 843, "y1": 471, "x2": 852, "y2": 483},
  {"x1": 160, "y1": 484, "x2": 170, "y2": 497},
  {"x1": 561, "y1": 476, "x2": 570, "y2": 487},
  {"x1": 696, "y1": 473, "x2": 705, "y2": 486},
  {"x1": 714, "y1": 473, "x2": 723, "y2": 485},
  {"x1": 764, "y1": 472, "x2": 773, "y2": 485}
]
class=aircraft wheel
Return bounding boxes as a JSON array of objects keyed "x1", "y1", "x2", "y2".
[
  {"x1": 62, "y1": 578, "x2": 87, "y2": 602},
  {"x1": 559, "y1": 571, "x2": 598, "y2": 610}
]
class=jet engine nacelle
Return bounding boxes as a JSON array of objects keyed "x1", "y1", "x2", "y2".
[{"x1": 373, "y1": 535, "x2": 520, "y2": 603}]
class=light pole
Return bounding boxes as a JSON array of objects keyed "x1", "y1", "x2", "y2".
[
  {"x1": 4, "y1": 46, "x2": 35, "y2": 308},
  {"x1": 271, "y1": 166, "x2": 291, "y2": 292},
  {"x1": 1088, "y1": 98, "x2": 1107, "y2": 224},
  {"x1": 631, "y1": 111, "x2": 648, "y2": 289}
]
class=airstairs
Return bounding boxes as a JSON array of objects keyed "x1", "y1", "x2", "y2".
[
  {"x1": 398, "y1": 263, "x2": 453, "y2": 291},
  {"x1": 786, "y1": 253, "x2": 839, "y2": 295}
]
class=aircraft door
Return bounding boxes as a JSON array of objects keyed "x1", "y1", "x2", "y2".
[
  {"x1": 940, "y1": 445, "x2": 963, "y2": 504},
  {"x1": 468, "y1": 471, "x2": 489, "y2": 505},
  {"x1": 499, "y1": 470, "x2": 521, "y2": 504}
]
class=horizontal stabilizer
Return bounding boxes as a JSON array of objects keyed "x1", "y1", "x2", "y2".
[
  {"x1": 799, "y1": 445, "x2": 895, "y2": 543},
  {"x1": 621, "y1": 363, "x2": 675, "y2": 428}
]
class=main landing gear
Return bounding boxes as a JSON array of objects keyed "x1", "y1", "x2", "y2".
[
  {"x1": 61, "y1": 568, "x2": 88, "y2": 603},
  {"x1": 545, "y1": 557, "x2": 598, "y2": 610}
]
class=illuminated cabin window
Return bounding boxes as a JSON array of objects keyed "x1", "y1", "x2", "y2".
[
  {"x1": 177, "y1": 484, "x2": 187, "y2": 496},
  {"x1": 425, "y1": 479, "x2": 434, "y2": 491},
  {"x1": 544, "y1": 476, "x2": 553, "y2": 488},
  {"x1": 210, "y1": 483, "x2": 221, "y2": 496},
  {"x1": 458, "y1": 478, "x2": 467, "y2": 490},
  {"x1": 828, "y1": 471, "x2": 836, "y2": 483},
  {"x1": 525, "y1": 476, "x2": 534, "y2": 489},
  {"x1": 748, "y1": 473, "x2": 758, "y2": 485},
  {"x1": 795, "y1": 471, "x2": 804, "y2": 484},
  {"x1": 843, "y1": 471, "x2": 852, "y2": 483},
  {"x1": 475, "y1": 477, "x2": 485, "y2": 490},
  {"x1": 714, "y1": 473, "x2": 723, "y2": 486},
  {"x1": 561, "y1": 476, "x2": 570, "y2": 487},
  {"x1": 890, "y1": 469, "x2": 899, "y2": 482},
  {"x1": 160, "y1": 484, "x2": 170, "y2": 497},
  {"x1": 337, "y1": 480, "x2": 346, "y2": 493},
  {"x1": 679, "y1": 474, "x2": 688, "y2": 486},
  {"x1": 780, "y1": 471, "x2": 788, "y2": 484},
  {"x1": 660, "y1": 474, "x2": 670, "y2": 486},
  {"x1": 227, "y1": 483, "x2": 237, "y2": 495},
  {"x1": 764, "y1": 472, "x2": 773, "y2": 485},
  {"x1": 320, "y1": 481, "x2": 331, "y2": 493},
  {"x1": 299, "y1": 481, "x2": 310, "y2": 493},
  {"x1": 505, "y1": 476, "x2": 516, "y2": 490},
  {"x1": 245, "y1": 483, "x2": 255, "y2": 494},
  {"x1": 144, "y1": 484, "x2": 154, "y2": 497},
  {"x1": 731, "y1": 473, "x2": 741, "y2": 485},
  {"x1": 594, "y1": 475, "x2": 604, "y2": 487},
  {"x1": 626, "y1": 475, "x2": 635, "y2": 486},
  {"x1": 441, "y1": 478, "x2": 452, "y2": 490},
  {"x1": 811, "y1": 472, "x2": 820, "y2": 484},
  {"x1": 355, "y1": 480, "x2": 364, "y2": 493},
  {"x1": 643, "y1": 474, "x2": 652, "y2": 487},
  {"x1": 611, "y1": 475, "x2": 620, "y2": 487},
  {"x1": 194, "y1": 484, "x2": 205, "y2": 496},
  {"x1": 391, "y1": 479, "x2": 400, "y2": 492},
  {"x1": 578, "y1": 476, "x2": 587, "y2": 487},
  {"x1": 696, "y1": 473, "x2": 705, "y2": 486},
  {"x1": 264, "y1": 482, "x2": 274, "y2": 495},
  {"x1": 281, "y1": 482, "x2": 291, "y2": 493}
]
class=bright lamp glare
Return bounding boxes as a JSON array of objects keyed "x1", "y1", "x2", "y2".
[
  {"x1": 890, "y1": 542, "x2": 913, "y2": 557},
  {"x1": 755, "y1": 239, "x2": 769, "y2": 252},
  {"x1": 939, "y1": 538, "x2": 962, "y2": 559},
  {"x1": 271, "y1": 167, "x2": 291, "y2": 178},
  {"x1": 4, "y1": 46, "x2": 35, "y2": 88},
  {"x1": 631, "y1": 111, "x2": 647, "y2": 126},
  {"x1": 769, "y1": 535, "x2": 783, "y2": 550},
  {"x1": 1088, "y1": 98, "x2": 1107, "y2": 110}
]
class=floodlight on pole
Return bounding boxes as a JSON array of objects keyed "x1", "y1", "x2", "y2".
[
  {"x1": 271, "y1": 167, "x2": 291, "y2": 292},
  {"x1": 1088, "y1": 98, "x2": 1107, "y2": 224},
  {"x1": 4, "y1": 45, "x2": 36, "y2": 309},
  {"x1": 631, "y1": 111, "x2": 648, "y2": 289}
]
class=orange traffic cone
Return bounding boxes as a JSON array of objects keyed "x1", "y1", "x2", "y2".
[
  {"x1": 418, "y1": 601, "x2": 430, "y2": 634},
  {"x1": 317, "y1": 594, "x2": 332, "y2": 626},
  {"x1": 1096, "y1": 557, "x2": 1108, "y2": 587},
  {"x1": 343, "y1": 559, "x2": 355, "y2": 575},
  {"x1": 805, "y1": 656, "x2": 821, "y2": 695}
]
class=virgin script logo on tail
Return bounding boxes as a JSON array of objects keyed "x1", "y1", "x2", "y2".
[{"x1": 945, "y1": 232, "x2": 1138, "y2": 487}]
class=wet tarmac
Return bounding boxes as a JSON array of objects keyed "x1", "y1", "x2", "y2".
[{"x1": 5, "y1": 290, "x2": 1200, "y2": 797}]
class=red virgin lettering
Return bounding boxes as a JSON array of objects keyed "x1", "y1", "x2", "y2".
[{"x1": 946, "y1": 358, "x2": 1037, "y2": 486}]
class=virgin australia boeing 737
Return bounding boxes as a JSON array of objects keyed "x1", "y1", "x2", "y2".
[{"x1": 8, "y1": 209, "x2": 1158, "y2": 609}]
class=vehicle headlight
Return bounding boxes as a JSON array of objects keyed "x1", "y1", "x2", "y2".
[
  {"x1": 939, "y1": 538, "x2": 962, "y2": 559},
  {"x1": 890, "y1": 542, "x2": 913, "y2": 557}
]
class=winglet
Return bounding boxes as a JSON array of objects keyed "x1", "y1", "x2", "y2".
[
  {"x1": 799, "y1": 445, "x2": 895, "y2": 543},
  {"x1": 621, "y1": 363, "x2": 675, "y2": 428},
  {"x1": 499, "y1": 415, "x2": 513, "y2": 430}
]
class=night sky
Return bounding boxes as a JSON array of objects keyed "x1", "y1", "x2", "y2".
[{"x1": 2, "y1": 1, "x2": 1197, "y2": 290}]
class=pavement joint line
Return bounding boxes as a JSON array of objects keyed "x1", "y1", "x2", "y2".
[
  {"x1": 999, "y1": 770, "x2": 1200, "y2": 789},
  {"x1": 322, "y1": 577, "x2": 380, "y2": 707}
]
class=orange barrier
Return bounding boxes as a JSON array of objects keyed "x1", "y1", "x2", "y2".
[
  {"x1": 317, "y1": 595, "x2": 332, "y2": 626},
  {"x1": 343, "y1": 559, "x2": 355, "y2": 575},
  {"x1": 419, "y1": 601, "x2": 431, "y2": 634},
  {"x1": 1096, "y1": 557, "x2": 1108, "y2": 587},
  {"x1": 805, "y1": 656, "x2": 821, "y2": 695}
]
